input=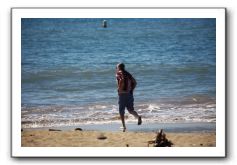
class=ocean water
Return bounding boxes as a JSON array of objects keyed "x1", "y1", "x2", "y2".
[{"x1": 21, "y1": 18, "x2": 216, "y2": 128}]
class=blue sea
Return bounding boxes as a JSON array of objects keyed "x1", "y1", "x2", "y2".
[{"x1": 21, "y1": 18, "x2": 216, "y2": 128}]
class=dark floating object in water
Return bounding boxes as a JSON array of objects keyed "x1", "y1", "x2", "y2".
[
  {"x1": 49, "y1": 129, "x2": 62, "y2": 131},
  {"x1": 97, "y1": 134, "x2": 107, "y2": 140},
  {"x1": 147, "y1": 129, "x2": 173, "y2": 147},
  {"x1": 102, "y1": 20, "x2": 107, "y2": 28},
  {"x1": 21, "y1": 129, "x2": 23, "y2": 132},
  {"x1": 75, "y1": 128, "x2": 83, "y2": 131}
]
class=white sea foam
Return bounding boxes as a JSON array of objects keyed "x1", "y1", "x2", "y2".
[{"x1": 22, "y1": 100, "x2": 216, "y2": 129}]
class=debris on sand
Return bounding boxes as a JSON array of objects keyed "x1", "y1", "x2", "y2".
[
  {"x1": 49, "y1": 129, "x2": 62, "y2": 131},
  {"x1": 74, "y1": 128, "x2": 83, "y2": 131},
  {"x1": 97, "y1": 134, "x2": 107, "y2": 140},
  {"x1": 147, "y1": 129, "x2": 173, "y2": 147}
]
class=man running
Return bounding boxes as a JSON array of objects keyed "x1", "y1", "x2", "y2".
[{"x1": 116, "y1": 63, "x2": 142, "y2": 132}]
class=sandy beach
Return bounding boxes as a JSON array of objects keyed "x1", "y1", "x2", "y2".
[{"x1": 21, "y1": 129, "x2": 216, "y2": 147}]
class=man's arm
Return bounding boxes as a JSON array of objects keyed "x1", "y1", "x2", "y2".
[
  {"x1": 118, "y1": 78, "x2": 124, "y2": 91},
  {"x1": 131, "y1": 77, "x2": 137, "y2": 90}
]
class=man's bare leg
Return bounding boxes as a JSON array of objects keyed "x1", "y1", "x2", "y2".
[
  {"x1": 128, "y1": 110, "x2": 142, "y2": 125},
  {"x1": 120, "y1": 114, "x2": 126, "y2": 132}
]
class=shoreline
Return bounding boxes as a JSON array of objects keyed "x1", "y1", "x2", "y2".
[{"x1": 22, "y1": 122, "x2": 216, "y2": 133}]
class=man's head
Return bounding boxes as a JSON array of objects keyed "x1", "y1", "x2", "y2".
[{"x1": 116, "y1": 63, "x2": 125, "y2": 71}]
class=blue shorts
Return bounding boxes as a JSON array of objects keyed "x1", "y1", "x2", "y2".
[{"x1": 118, "y1": 93, "x2": 134, "y2": 115}]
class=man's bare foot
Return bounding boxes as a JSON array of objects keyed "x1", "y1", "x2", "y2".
[{"x1": 120, "y1": 126, "x2": 126, "y2": 132}]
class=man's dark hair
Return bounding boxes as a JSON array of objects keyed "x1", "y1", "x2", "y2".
[{"x1": 117, "y1": 63, "x2": 125, "y2": 71}]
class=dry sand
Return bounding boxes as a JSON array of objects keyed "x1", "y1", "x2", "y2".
[{"x1": 21, "y1": 129, "x2": 216, "y2": 147}]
